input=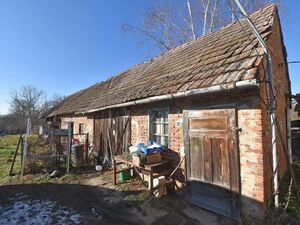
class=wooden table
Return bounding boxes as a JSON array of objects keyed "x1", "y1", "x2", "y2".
[{"x1": 113, "y1": 154, "x2": 172, "y2": 193}]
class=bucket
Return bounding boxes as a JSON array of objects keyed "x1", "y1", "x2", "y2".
[{"x1": 119, "y1": 170, "x2": 131, "y2": 182}]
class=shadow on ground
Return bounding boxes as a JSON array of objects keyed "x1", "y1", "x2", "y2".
[{"x1": 0, "y1": 181, "x2": 236, "y2": 225}]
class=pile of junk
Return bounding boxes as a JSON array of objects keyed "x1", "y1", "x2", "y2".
[
  {"x1": 124, "y1": 141, "x2": 179, "y2": 198},
  {"x1": 129, "y1": 141, "x2": 164, "y2": 166}
]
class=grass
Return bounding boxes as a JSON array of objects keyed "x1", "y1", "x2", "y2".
[
  {"x1": 280, "y1": 160, "x2": 300, "y2": 217},
  {"x1": 0, "y1": 134, "x2": 54, "y2": 184},
  {"x1": 0, "y1": 134, "x2": 22, "y2": 181},
  {"x1": 0, "y1": 134, "x2": 99, "y2": 185}
]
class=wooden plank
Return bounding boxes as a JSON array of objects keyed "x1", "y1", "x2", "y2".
[
  {"x1": 190, "y1": 136, "x2": 203, "y2": 180},
  {"x1": 66, "y1": 122, "x2": 72, "y2": 173},
  {"x1": 113, "y1": 158, "x2": 117, "y2": 185},
  {"x1": 203, "y1": 137, "x2": 212, "y2": 183},
  {"x1": 187, "y1": 109, "x2": 229, "y2": 118},
  {"x1": 211, "y1": 138, "x2": 222, "y2": 185},
  {"x1": 227, "y1": 109, "x2": 239, "y2": 193},
  {"x1": 53, "y1": 129, "x2": 68, "y2": 136},
  {"x1": 189, "y1": 130, "x2": 227, "y2": 139},
  {"x1": 189, "y1": 117, "x2": 227, "y2": 130},
  {"x1": 220, "y1": 138, "x2": 230, "y2": 187},
  {"x1": 212, "y1": 138, "x2": 230, "y2": 188},
  {"x1": 9, "y1": 133, "x2": 22, "y2": 176}
]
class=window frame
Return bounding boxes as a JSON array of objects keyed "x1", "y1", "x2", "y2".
[
  {"x1": 148, "y1": 108, "x2": 170, "y2": 147},
  {"x1": 78, "y1": 123, "x2": 85, "y2": 134}
]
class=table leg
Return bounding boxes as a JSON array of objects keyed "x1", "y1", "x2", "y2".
[
  {"x1": 150, "y1": 169, "x2": 153, "y2": 194},
  {"x1": 113, "y1": 159, "x2": 117, "y2": 185}
]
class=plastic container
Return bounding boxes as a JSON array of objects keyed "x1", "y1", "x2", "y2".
[
  {"x1": 129, "y1": 146, "x2": 140, "y2": 153},
  {"x1": 71, "y1": 144, "x2": 84, "y2": 167},
  {"x1": 95, "y1": 165, "x2": 102, "y2": 171},
  {"x1": 137, "y1": 142, "x2": 164, "y2": 155},
  {"x1": 119, "y1": 170, "x2": 131, "y2": 182}
]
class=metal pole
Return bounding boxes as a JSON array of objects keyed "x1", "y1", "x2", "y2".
[
  {"x1": 21, "y1": 118, "x2": 31, "y2": 177},
  {"x1": 232, "y1": 0, "x2": 279, "y2": 207}
]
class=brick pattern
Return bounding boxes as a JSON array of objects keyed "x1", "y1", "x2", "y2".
[
  {"x1": 131, "y1": 106, "x2": 149, "y2": 145},
  {"x1": 60, "y1": 115, "x2": 94, "y2": 144},
  {"x1": 238, "y1": 109, "x2": 265, "y2": 217},
  {"x1": 130, "y1": 92, "x2": 265, "y2": 216},
  {"x1": 54, "y1": 6, "x2": 288, "y2": 221},
  {"x1": 260, "y1": 11, "x2": 290, "y2": 207}
]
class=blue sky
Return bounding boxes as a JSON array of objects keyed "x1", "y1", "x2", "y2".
[{"x1": 0, "y1": 0, "x2": 299, "y2": 114}]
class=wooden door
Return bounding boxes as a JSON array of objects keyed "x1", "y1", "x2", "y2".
[
  {"x1": 185, "y1": 108, "x2": 240, "y2": 219},
  {"x1": 94, "y1": 111, "x2": 131, "y2": 163}
]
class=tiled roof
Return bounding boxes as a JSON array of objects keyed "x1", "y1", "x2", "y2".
[{"x1": 48, "y1": 4, "x2": 277, "y2": 117}]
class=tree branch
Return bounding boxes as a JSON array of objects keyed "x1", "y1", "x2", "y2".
[
  {"x1": 186, "y1": 0, "x2": 196, "y2": 40},
  {"x1": 122, "y1": 24, "x2": 171, "y2": 51}
]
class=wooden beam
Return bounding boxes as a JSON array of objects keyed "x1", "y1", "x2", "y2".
[
  {"x1": 9, "y1": 133, "x2": 22, "y2": 176},
  {"x1": 66, "y1": 122, "x2": 72, "y2": 173}
]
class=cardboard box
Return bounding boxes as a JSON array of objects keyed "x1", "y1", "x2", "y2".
[{"x1": 145, "y1": 152, "x2": 161, "y2": 164}]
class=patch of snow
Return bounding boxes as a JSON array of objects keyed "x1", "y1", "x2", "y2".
[{"x1": 0, "y1": 193, "x2": 82, "y2": 225}]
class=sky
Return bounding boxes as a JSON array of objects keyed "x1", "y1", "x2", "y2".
[{"x1": 0, "y1": 0, "x2": 299, "y2": 114}]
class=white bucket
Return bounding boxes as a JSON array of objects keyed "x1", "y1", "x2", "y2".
[{"x1": 95, "y1": 165, "x2": 102, "y2": 171}]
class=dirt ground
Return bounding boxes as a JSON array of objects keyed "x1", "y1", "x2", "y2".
[{"x1": 0, "y1": 170, "x2": 236, "y2": 225}]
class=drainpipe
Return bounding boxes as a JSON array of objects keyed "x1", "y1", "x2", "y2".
[{"x1": 232, "y1": 0, "x2": 279, "y2": 207}]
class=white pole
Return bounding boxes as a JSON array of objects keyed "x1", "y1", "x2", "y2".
[
  {"x1": 231, "y1": 0, "x2": 279, "y2": 207},
  {"x1": 21, "y1": 118, "x2": 31, "y2": 176}
]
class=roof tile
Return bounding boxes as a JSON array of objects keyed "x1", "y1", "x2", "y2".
[{"x1": 48, "y1": 4, "x2": 278, "y2": 116}]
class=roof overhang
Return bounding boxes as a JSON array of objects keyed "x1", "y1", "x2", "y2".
[{"x1": 75, "y1": 79, "x2": 258, "y2": 115}]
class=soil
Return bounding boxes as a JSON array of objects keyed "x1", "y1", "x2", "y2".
[{"x1": 0, "y1": 169, "x2": 235, "y2": 225}]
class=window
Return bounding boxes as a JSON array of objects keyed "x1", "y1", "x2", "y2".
[
  {"x1": 149, "y1": 109, "x2": 169, "y2": 147},
  {"x1": 79, "y1": 123, "x2": 85, "y2": 134}
]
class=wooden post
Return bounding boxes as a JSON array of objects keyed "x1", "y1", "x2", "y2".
[
  {"x1": 113, "y1": 157, "x2": 117, "y2": 185},
  {"x1": 66, "y1": 122, "x2": 72, "y2": 173},
  {"x1": 20, "y1": 137, "x2": 24, "y2": 169},
  {"x1": 85, "y1": 132, "x2": 89, "y2": 163},
  {"x1": 107, "y1": 129, "x2": 113, "y2": 165},
  {"x1": 150, "y1": 168, "x2": 153, "y2": 194},
  {"x1": 9, "y1": 133, "x2": 22, "y2": 176}
]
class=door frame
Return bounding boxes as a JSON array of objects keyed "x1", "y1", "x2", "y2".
[{"x1": 183, "y1": 105, "x2": 241, "y2": 219}]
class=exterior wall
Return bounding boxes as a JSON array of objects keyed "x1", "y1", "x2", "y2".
[
  {"x1": 260, "y1": 11, "x2": 290, "y2": 208},
  {"x1": 129, "y1": 90, "x2": 266, "y2": 218},
  {"x1": 60, "y1": 115, "x2": 94, "y2": 144},
  {"x1": 238, "y1": 108, "x2": 265, "y2": 217}
]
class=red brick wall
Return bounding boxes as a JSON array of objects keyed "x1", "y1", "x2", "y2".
[
  {"x1": 129, "y1": 91, "x2": 267, "y2": 217},
  {"x1": 259, "y1": 11, "x2": 290, "y2": 207},
  {"x1": 60, "y1": 115, "x2": 94, "y2": 144}
]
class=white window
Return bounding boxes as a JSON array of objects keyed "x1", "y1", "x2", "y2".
[
  {"x1": 149, "y1": 109, "x2": 169, "y2": 147},
  {"x1": 79, "y1": 123, "x2": 85, "y2": 134}
]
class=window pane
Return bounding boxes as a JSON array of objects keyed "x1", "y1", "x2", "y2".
[
  {"x1": 152, "y1": 123, "x2": 160, "y2": 135},
  {"x1": 163, "y1": 124, "x2": 168, "y2": 135},
  {"x1": 163, "y1": 111, "x2": 168, "y2": 122},
  {"x1": 150, "y1": 109, "x2": 168, "y2": 146},
  {"x1": 161, "y1": 136, "x2": 168, "y2": 147},
  {"x1": 155, "y1": 111, "x2": 161, "y2": 122}
]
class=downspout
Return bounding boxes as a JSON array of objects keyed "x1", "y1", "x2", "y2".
[{"x1": 232, "y1": 0, "x2": 279, "y2": 207}]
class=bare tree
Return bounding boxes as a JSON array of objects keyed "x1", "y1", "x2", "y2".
[
  {"x1": 123, "y1": 0, "x2": 285, "y2": 52},
  {"x1": 40, "y1": 93, "x2": 66, "y2": 116},
  {"x1": 9, "y1": 85, "x2": 45, "y2": 131}
]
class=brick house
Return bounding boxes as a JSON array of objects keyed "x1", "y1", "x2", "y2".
[{"x1": 46, "y1": 4, "x2": 291, "y2": 220}]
